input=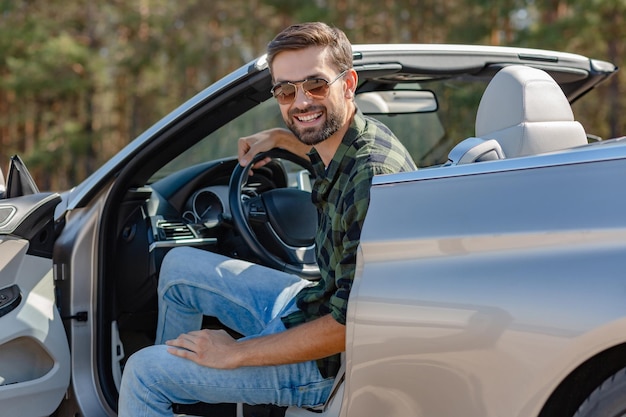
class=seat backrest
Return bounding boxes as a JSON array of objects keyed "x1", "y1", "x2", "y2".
[{"x1": 475, "y1": 65, "x2": 587, "y2": 158}]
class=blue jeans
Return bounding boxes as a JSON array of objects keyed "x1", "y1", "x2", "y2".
[{"x1": 118, "y1": 247, "x2": 334, "y2": 417}]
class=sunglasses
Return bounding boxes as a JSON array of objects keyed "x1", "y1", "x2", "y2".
[{"x1": 270, "y1": 70, "x2": 348, "y2": 105}]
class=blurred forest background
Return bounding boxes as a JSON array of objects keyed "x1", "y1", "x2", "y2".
[{"x1": 0, "y1": 0, "x2": 624, "y2": 190}]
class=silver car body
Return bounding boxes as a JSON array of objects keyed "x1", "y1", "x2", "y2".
[{"x1": 351, "y1": 141, "x2": 626, "y2": 416}]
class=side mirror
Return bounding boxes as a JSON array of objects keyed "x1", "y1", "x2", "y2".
[
  {"x1": 356, "y1": 90, "x2": 438, "y2": 115},
  {"x1": 6, "y1": 155, "x2": 39, "y2": 198}
]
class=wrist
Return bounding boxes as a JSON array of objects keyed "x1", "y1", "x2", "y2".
[
  {"x1": 274, "y1": 129, "x2": 313, "y2": 156},
  {"x1": 273, "y1": 128, "x2": 295, "y2": 148},
  {"x1": 228, "y1": 339, "x2": 252, "y2": 368}
]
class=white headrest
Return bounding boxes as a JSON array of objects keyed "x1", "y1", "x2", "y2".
[{"x1": 476, "y1": 65, "x2": 587, "y2": 158}]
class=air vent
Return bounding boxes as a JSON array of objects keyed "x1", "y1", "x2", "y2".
[{"x1": 157, "y1": 221, "x2": 195, "y2": 240}]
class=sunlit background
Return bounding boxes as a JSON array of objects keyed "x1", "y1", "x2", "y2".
[{"x1": 0, "y1": 0, "x2": 623, "y2": 190}]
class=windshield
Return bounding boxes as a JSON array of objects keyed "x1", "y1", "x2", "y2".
[{"x1": 153, "y1": 100, "x2": 283, "y2": 181}]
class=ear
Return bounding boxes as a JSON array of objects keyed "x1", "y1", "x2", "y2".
[{"x1": 344, "y1": 68, "x2": 358, "y2": 98}]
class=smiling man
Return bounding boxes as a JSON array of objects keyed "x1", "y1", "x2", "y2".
[{"x1": 118, "y1": 22, "x2": 416, "y2": 416}]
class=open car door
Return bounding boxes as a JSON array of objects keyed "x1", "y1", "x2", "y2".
[{"x1": 0, "y1": 157, "x2": 70, "y2": 416}]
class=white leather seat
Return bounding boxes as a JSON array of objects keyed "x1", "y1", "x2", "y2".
[
  {"x1": 446, "y1": 65, "x2": 587, "y2": 165},
  {"x1": 475, "y1": 65, "x2": 587, "y2": 158}
]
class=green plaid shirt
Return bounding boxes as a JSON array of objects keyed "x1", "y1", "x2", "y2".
[{"x1": 281, "y1": 110, "x2": 417, "y2": 378}]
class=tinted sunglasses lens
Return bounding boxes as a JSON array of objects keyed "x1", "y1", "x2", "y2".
[
  {"x1": 273, "y1": 84, "x2": 296, "y2": 104},
  {"x1": 302, "y1": 79, "x2": 329, "y2": 98}
]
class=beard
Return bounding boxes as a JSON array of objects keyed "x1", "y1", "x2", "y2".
[{"x1": 286, "y1": 105, "x2": 343, "y2": 146}]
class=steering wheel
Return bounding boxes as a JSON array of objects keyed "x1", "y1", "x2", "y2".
[{"x1": 228, "y1": 148, "x2": 320, "y2": 278}]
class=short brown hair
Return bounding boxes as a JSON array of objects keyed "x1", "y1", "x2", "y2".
[{"x1": 266, "y1": 22, "x2": 353, "y2": 75}]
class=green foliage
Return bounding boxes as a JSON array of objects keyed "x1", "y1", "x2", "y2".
[
  {"x1": 4, "y1": 32, "x2": 92, "y2": 95},
  {"x1": 0, "y1": 0, "x2": 623, "y2": 189}
]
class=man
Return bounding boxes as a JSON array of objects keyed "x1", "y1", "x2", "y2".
[{"x1": 118, "y1": 22, "x2": 416, "y2": 416}]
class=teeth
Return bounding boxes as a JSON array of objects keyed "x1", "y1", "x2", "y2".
[{"x1": 296, "y1": 112, "x2": 322, "y2": 122}]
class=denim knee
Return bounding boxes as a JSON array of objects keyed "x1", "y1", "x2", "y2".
[{"x1": 123, "y1": 345, "x2": 168, "y2": 385}]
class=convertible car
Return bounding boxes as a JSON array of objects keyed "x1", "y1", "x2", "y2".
[{"x1": 1, "y1": 44, "x2": 624, "y2": 417}]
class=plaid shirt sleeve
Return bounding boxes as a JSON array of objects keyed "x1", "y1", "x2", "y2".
[
  {"x1": 327, "y1": 164, "x2": 372, "y2": 325},
  {"x1": 328, "y1": 114, "x2": 417, "y2": 325}
]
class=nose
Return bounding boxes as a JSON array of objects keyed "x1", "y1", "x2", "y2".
[{"x1": 292, "y1": 84, "x2": 313, "y2": 107}]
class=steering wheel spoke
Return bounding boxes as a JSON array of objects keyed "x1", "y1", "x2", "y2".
[{"x1": 245, "y1": 196, "x2": 268, "y2": 224}]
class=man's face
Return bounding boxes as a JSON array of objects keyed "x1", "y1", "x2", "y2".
[{"x1": 271, "y1": 46, "x2": 350, "y2": 146}]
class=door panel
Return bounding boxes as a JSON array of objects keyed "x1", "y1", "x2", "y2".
[{"x1": 0, "y1": 193, "x2": 70, "y2": 416}]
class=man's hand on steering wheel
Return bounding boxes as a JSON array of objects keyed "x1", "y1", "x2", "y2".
[{"x1": 238, "y1": 128, "x2": 312, "y2": 169}]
